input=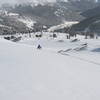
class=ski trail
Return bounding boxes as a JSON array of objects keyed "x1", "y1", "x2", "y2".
[{"x1": 59, "y1": 52, "x2": 100, "y2": 66}]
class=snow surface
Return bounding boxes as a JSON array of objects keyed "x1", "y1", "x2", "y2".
[
  {"x1": 0, "y1": 33, "x2": 100, "y2": 100},
  {"x1": 0, "y1": 24, "x2": 11, "y2": 29},
  {"x1": 8, "y1": 13, "x2": 19, "y2": 16},
  {"x1": 48, "y1": 21, "x2": 78, "y2": 32},
  {"x1": 18, "y1": 17, "x2": 36, "y2": 29}
]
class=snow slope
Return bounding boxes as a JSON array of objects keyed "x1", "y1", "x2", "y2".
[
  {"x1": 18, "y1": 17, "x2": 36, "y2": 29},
  {"x1": 48, "y1": 21, "x2": 78, "y2": 32},
  {"x1": 0, "y1": 36, "x2": 100, "y2": 100}
]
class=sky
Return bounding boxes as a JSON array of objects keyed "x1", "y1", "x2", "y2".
[
  {"x1": 0, "y1": 0, "x2": 98, "y2": 5},
  {"x1": 0, "y1": 0, "x2": 57, "y2": 5}
]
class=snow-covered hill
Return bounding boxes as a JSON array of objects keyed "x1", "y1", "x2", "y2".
[
  {"x1": 48, "y1": 21, "x2": 78, "y2": 32},
  {"x1": 1, "y1": 1, "x2": 84, "y2": 27},
  {"x1": 0, "y1": 34, "x2": 100, "y2": 100},
  {"x1": 0, "y1": 11, "x2": 37, "y2": 34},
  {"x1": 18, "y1": 17, "x2": 36, "y2": 29}
]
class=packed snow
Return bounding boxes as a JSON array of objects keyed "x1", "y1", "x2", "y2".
[{"x1": 0, "y1": 33, "x2": 100, "y2": 100}]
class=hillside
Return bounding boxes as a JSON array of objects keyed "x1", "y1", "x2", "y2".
[
  {"x1": 0, "y1": 1, "x2": 99, "y2": 34},
  {"x1": 0, "y1": 1, "x2": 100, "y2": 100},
  {"x1": 0, "y1": 33, "x2": 100, "y2": 100},
  {"x1": 81, "y1": 5, "x2": 100, "y2": 18},
  {"x1": 70, "y1": 4, "x2": 100, "y2": 34},
  {"x1": 71, "y1": 13, "x2": 100, "y2": 34},
  {"x1": 7, "y1": 2, "x2": 84, "y2": 25}
]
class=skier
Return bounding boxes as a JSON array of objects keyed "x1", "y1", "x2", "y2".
[{"x1": 37, "y1": 44, "x2": 42, "y2": 49}]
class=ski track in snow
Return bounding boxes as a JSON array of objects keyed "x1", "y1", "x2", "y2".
[{"x1": 59, "y1": 52, "x2": 100, "y2": 66}]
